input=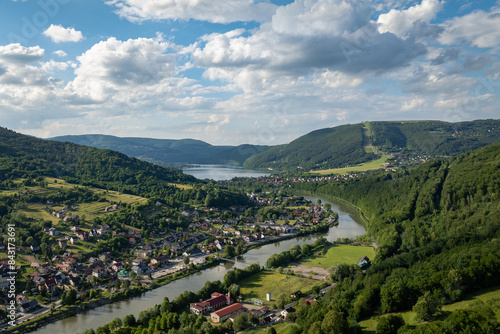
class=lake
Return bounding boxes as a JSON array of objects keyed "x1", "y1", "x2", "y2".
[{"x1": 182, "y1": 164, "x2": 270, "y2": 180}]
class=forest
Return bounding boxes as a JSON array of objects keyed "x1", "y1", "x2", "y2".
[{"x1": 290, "y1": 142, "x2": 500, "y2": 332}]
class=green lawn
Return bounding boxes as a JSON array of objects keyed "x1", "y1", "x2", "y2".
[
  {"x1": 239, "y1": 271, "x2": 322, "y2": 307},
  {"x1": 310, "y1": 155, "x2": 392, "y2": 175},
  {"x1": 301, "y1": 244, "x2": 375, "y2": 269},
  {"x1": 243, "y1": 322, "x2": 300, "y2": 334},
  {"x1": 358, "y1": 285, "x2": 500, "y2": 333}
]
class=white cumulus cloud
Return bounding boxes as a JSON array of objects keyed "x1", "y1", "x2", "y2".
[
  {"x1": 106, "y1": 0, "x2": 277, "y2": 23},
  {"x1": 68, "y1": 37, "x2": 177, "y2": 102},
  {"x1": 439, "y1": 7, "x2": 500, "y2": 48},
  {"x1": 377, "y1": 0, "x2": 444, "y2": 38},
  {"x1": 43, "y1": 25, "x2": 84, "y2": 43}
]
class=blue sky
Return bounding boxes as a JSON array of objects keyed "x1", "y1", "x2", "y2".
[{"x1": 0, "y1": 0, "x2": 499, "y2": 145}]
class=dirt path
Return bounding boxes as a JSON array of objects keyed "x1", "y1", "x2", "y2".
[{"x1": 289, "y1": 264, "x2": 329, "y2": 281}]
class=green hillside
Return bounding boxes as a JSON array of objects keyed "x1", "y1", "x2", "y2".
[
  {"x1": 0, "y1": 127, "x2": 196, "y2": 198},
  {"x1": 244, "y1": 119, "x2": 500, "y2": 172},
  {"x1": 289, "y1": 142, "x2": 500, "y2": 332},
  {"x1": 244, "y1": 123, "x2": 375, "y2": 170},
  {"x1": 51, "y1": 134, "x2": 269, "y2": 166}
]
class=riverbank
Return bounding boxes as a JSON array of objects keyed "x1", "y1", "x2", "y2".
[
  {"x1": 4, "y1": 226, "x2": 333, "y2": 334},
  {"x1": 3, "y1": 258, "x2": 220, "y2": 334}
]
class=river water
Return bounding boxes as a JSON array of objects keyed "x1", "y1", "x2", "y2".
[
  {"x1": 34, "y1": 194, "x2": 365, "y2": 333},
  {"x1": 182, "y1": 164, "x2": 270, "y2": 181}
]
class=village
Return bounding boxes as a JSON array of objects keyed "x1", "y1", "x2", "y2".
[{"x1": 0, "y1": 191, "x2": 338, "y2": 327}]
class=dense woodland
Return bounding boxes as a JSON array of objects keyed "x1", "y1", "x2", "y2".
[
  {"x1": 292, "y1": 142, "x2": 500, "y2": 332},
  {"x1": 244, "y1": 124, "x2": 374, "y2": 170},
  {"x1": 245, "y1": 119, "x2": 500, "y2": 171}
]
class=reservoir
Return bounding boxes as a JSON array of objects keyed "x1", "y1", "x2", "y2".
[
  {"x1": 182, "y1": 164, "x2": 270, "y2": 180},
  {"x1": 34, "y1": 193, "x2": 366, "y2": 333}
]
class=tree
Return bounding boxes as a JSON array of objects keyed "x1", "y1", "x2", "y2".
[
  {"x1": 223, "y1": 245, "x2": 236, "y2": 258},
  {"x1": 183, "y1": 256, "x2": 190, "y2": 265},
  {"x1": 376, "y1": 315, "x2": 405, "y2": 334},
  {"x1": 413, "y1": 291, "x2": 443, "y2": 321},
  {"x1": 267, "y1": 327, "x2": 277, "y2": 334},
  {"x1": 321, "y1": 310, "x2": 348, "y2": 334},
  {"x1": 233, "y1": 312, "x2": 249, "y2": 332},
  {"x1": 123, "y1": 314, "x2": 136, "y2": 327},
  {"x1": 228, "y1": 283, "x2": 240, "y2": 298},
  {"x1": 277, "y1": 293, "x2": 287, "y2": 309}
]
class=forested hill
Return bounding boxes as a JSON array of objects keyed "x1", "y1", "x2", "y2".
[
  {"x1": 244, "y1": 123, "x2": 375, "y2": 170},
  {"x1": 244, "y1": 119, "x2": 500, "y2": 171},
  {"x1": 51, "y1": 134, "x2": 269, "y2": 166},
  {"x1": 291, "y1": 142, "x2": 500, "y2": 331},
  {"x1": 0, "y1": 127, "x2": 196, "y2": 197}
]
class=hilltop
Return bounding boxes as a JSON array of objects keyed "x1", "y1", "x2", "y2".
[
  {"x1": 50, "y1": 120, "x2": 500, "y2": 172},
  {"x1": 0, "y1": 127, "x2": 196, "y2": 197},
  {"x1": 51, "y1": 134, "x2": 269, "y2": 166},
  {"x1": 245, "y1": 119, "x2": 500, "y2": 171}
]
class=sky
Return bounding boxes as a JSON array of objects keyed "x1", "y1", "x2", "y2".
[{"x1": 0, "y1": 0, "x2": 499, "y2": 145}]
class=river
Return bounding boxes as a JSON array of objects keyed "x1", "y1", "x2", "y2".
[
  {"x1": 33, "y1": 195, "x2": 365, "y2": 334},
  {"x1": 182, "y1": 164, "x2": 270, "y2": 181}
]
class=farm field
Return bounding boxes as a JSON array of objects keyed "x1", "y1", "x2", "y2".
[
  {"x1": 300, "y1": 244, "x2": 376, "y2": 269},
  {"x1": 3, "y1": 177, "x2": 148, "y2": 225},
  {"x1": 239, "y1": 271, "x2": 322, "y2": 307},
  {"x1": 358, "y1": 285, "x2": 500, "y2": 333},
  {"x1": 309, "y1": 155, "x2": 392, "y2": 175}
]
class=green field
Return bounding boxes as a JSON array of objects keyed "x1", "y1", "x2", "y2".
[
  {"x1": 243, "y1": 322, "x2": 301, "y2": 334},
  {"x1": 239, "y1": 271, "x2": 322, "y2": 306},
  {"x1": 301, "y1": 244, "x2": 376, "y2": 269},
  {"x1": 358, "y1": 285, "x2": 500, "y2": 333},
  {"x1": 7, "y1": 177, "x2": 147, "y2": 224},
  {"x1": 309, "y1": 155, "x2": 392, "y2": 175}
]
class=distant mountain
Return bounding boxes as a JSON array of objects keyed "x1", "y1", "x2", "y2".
[
  {"x1": 0, "y1": 128, "x2": 196, "y2": 197},
  {"x1": 51, "y1": 134, "x2": 270, "y2": 166},
  {"x1": 244, "y1": 119, "x2": 500, "y2": 171}
]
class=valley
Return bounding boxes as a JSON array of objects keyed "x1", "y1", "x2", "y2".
[{"x1": 0, "y1": 124, "x2": 499, "y2": 334}]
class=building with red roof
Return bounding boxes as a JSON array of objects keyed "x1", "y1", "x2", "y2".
[{"x1": 210, "y1": 303, "x2": 244, "y2": 323}]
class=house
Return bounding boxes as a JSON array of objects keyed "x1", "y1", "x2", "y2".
[
  {"x1": 54, "y1": 272, "x2": 67, "y2": 285},
  {"x1": 44, "y1": 278, "x2": 57, "y2": 293},
  {"x1": 16, "y1": 295, "x2": 30, "y2": 306},
  {"x1": 250, "y1": 306, "x2": 269, "y2": 318},
  {"x1": 290, "y1": 290, "x2": 302, "y2": 299},
  {"x1": 47, "y1": 227, "x2": 59, "y2": 236},
  {"x1": 129, "y1": 237, "x2": 136, "y2": 245},
  {"x1": 18, "y1": 300, "x2": 38, "y2": 313},
  {"x1": 92, "y1": 267, "x2": 106, "y2": 279},
  {"x1": 30, "y1": 244, "x2": 40, "y2": 252},
  {"x1": 76, "y1": 232, "x2": 89, "y2": 241},
  {"x1": 132, "y1": 258, "x2": 145, "y2": 267},
  {"x1": 151, "y1": 255, "x2": 169, "y2": 267},
  {"x1": 111, "y1": 261, "x2": 123, "y2": 272},
  {"x1": 118, "y1": 270, "x2": 129, "y2": 278},
  {"x1": 99, "y1": 252, "x2": 111, "y2": 262},
  {"x1": 70, "y1": 236, "x2": 78, "y2": 245},
  {"x1": 210, "y1": 303, "x2": 244, "y2": 323},
  {"x1": 68, "y1": 274, "x2": 82, "y2": 287},
  {"x1": 70, "y1": 226, "x2": 80, "y2": 232},
  {"x1": 134, "y1": 249, "x2": 151, "y2": 258},
  {"x1": 38, "y1": 263, "x2": 51, "y2": 274},
  {"x1": 58, "y1": 240, "x2": 67, "y2": 248},
  {"x1": 357, "y1": 256, "x2": 370, "y2": 269},
  {"x1": 182, "y1": 248, "x2": 202, "y2": 257},
  {"x1": 131, "y1": 266, "x2": 143, "y2": 275},
  {"x1": 281, "y1": 306, "x2": 295, "y2": 319}
]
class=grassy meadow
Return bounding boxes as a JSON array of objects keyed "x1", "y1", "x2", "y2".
[
  {"x1": 301, "y1": 244, "x2": 376, "y2": 269},
  {"x1": 239, "y1": 271, "x2": 322, "y2": 307}
]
